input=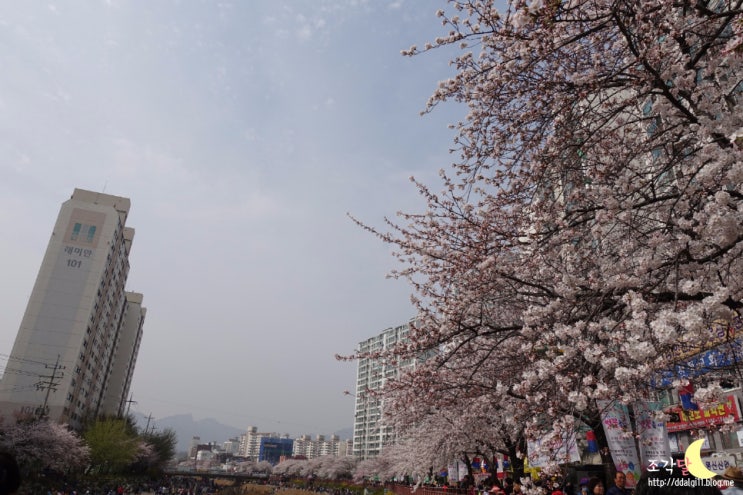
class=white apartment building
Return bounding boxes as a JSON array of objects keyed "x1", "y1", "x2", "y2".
[
  {"x1": 189, "y1": 437, "x2": 202, "y2": 459},
  {"x1": 338, "y1": 438, "x2": 354, "y2": 457},
  {"x1": 0, "y1": 189, "x2": 145, "y2": 430},
  {"x1": 239, "y1": 426, "x2": 261, "y2": 459},
  {"x1": 101, "y1": 291, "x2": 145, "y2": 416},
  {"x1": 239, "y1": 426, "x2": 290, "y2": 460},
  {"x1": 352, "y1": 320, "x2": 418, "y2": 459},
  {"x1": 292, "y1": 434, "x2": 343, "y2": 459},
  {"x1": 223, "y1": 437, "x2": 241, "y2": 455}
]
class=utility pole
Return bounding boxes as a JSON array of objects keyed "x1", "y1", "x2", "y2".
[
  {"x1": 35, "y1": 354, "x2": 65, "y2": 418},
  {"x1": 124, "y1": 393, "x2": 137, "y2": 416},
  {"x1": 144, "y1": 413, "x2": 154, "y2": 434}
]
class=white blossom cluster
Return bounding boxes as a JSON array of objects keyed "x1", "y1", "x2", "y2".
[{"x1": 0, "y1": 416, "x2": 90, "y2": 472}]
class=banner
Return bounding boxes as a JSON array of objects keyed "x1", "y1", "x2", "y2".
[
  {"x1": 634, "y1": 401, "x2": 672, "y2": 468},
  {"x1": 458, "y1": 461, "x2": 468, "y2": 481},
  {"x1": 598, "y1": 400, "x2": 642, "y2": 488},
  {"x1": 448, "y1": 461, "x2": 460, "y2": 483},
  {"x1": 665, "y1": 395, "x2": 741, "y2": 432},
  {"x1": 527, "y1": 430, "x2": 581, "y2": 468}
]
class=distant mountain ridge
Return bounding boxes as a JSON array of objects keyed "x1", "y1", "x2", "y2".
[
  {"x1": 133, "y1": 413, "x2": 244, "y2": 453},
  {"x1": 132, "y1": 413, "x2": 352, "y2": 454}
]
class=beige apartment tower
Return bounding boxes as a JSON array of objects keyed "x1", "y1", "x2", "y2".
[{"x1": 0, "y1": 189, "x2": 145, "y2": 430}]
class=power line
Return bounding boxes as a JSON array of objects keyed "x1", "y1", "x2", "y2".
[
  {"x1": 0, "y1": 352, "x2": 60, "y2": 368},
  {"x1": 34, "y1": 354, "x2": 65, "y2": 418}
]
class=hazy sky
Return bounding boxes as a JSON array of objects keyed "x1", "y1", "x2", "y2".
[{"x1": 0, "y1": 0, "x2": 464, "y2": 437}]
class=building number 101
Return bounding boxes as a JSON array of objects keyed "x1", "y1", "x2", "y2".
[{"x1": 67, "y1": 259, "x2": 82, "y2": 268}]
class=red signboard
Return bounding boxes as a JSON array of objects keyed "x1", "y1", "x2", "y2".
[{"x1": 666, "y1": 395, "x2": 741, "y2": 433}]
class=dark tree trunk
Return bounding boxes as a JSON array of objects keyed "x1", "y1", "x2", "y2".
[{"x1": 503, "y1": 432, "x2": 527, "y2": 481}]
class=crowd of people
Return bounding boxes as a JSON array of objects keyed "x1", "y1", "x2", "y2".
[
  {"x1": 403, "y1": 464, "x2": 743, "y2": 495},
  {"x1": 0, "y1": 451, "x2": 219, "y2": 495},
  {"x1": 7, "y1": 449, "x2": 743, "y2": 495}
]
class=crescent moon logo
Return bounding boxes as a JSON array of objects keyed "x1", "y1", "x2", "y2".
[{"x1": 684, "y1": 439, "x2": 717, "y2": 479}]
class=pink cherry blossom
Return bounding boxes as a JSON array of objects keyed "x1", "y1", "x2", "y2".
[{"x1": 346, "y1": 0, "x2": 743, "y2": 479}]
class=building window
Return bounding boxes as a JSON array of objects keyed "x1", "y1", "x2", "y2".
[
  {"x1": 720, "y1": 428, "x2": 743, "y2": 450},
  {"x1": 70, "y1": 223, "x2": 97, "y2": 243}
]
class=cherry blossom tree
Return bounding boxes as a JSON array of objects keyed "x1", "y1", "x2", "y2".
[
  {"x1": 353, "y1": 456, "x2": 393, "y2": 483},
  {"x1": 306, "y1": 456, "x2": 356, "y2": 480},
  {"x1": 255, "y1": 460, "x2": 274, "y2": 474},
  {"x1": 349, "y1": 0, "x2": 743, "y2": 473},
  {"x1": 0, "y1": 416, "x2": 89, "y2": 475},
  {"x1": 387, "y1": 394, "x2": 528, "y2": 480},
  {"x1": 272, "y1": 458, "x2": 306, "y2": 478},
  {"x1": 272, "y1": 456, "x2": 356, "y2": 480},
  {"x1": 138, "y1": 428, "x2": 177, "y2": 473},
  {"x1": 314, "y1": 456, "x2": 357, "y2": 480}
]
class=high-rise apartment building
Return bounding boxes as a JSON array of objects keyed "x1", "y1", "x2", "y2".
[
  {"x1": 352, "y1": 320, "x2": 419, "y2": 459},
  {"x1": 292, "y1": 434, "x2": 343, "y2": 459},
  {"x1": 0, "y1": 188, "x2": 145, "y2": 430}
]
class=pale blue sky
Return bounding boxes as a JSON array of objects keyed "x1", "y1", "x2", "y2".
[{"x1": 0, "y1": 0, "x2": 463, "y2": 436}]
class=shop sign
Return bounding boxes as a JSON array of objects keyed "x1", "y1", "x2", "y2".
[
  {"x1": 666, "y1": 395, "x2": 741, "y2": 433},
  {"x1": 701, "y1": 455, "x2": 736, "y2": 475}
]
